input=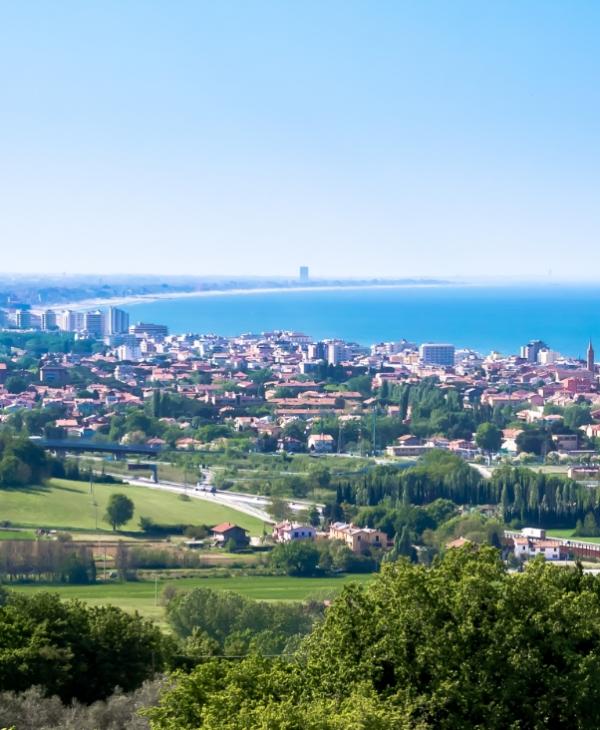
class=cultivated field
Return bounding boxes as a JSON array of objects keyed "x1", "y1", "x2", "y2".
[{"x1": 10, "y1": 573, "x2": 376, "y2": 621}]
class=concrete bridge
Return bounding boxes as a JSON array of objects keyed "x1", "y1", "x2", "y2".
[{"x1": 31, "y1": 437, "x2": 164, "y2": 458}]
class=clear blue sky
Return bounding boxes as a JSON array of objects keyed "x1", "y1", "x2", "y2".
[{"x1": 0, "y1": 1, "x2": 599, "y2": 279}]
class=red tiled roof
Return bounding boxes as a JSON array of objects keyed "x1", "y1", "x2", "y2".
[{"x1": 211, "y1": 522, "x2": 247, "y2": 533}]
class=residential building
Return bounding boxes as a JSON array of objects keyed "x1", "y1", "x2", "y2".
[
  {"x1": 307, "y1": 342, "x2": 326, "y2": 361},
  {"x1": 513, "y1": 537, "x2": 563, "y2": 561},
  {"x1": 307, "y1": 433, "x2": 334, "y2": 453},
  {"x1": 272, "y1": 521, "x2": 316, "y2": 542},
  {"x1": 520, "y1": 339, "x2": 548, "y2": 363},
  {"x1": 129, "y1": 322, "x2": 169, "y2": 339},
  {"x1": 328, "y1": 522, "x2": 388, "y2": 553},
  {"x1": 39, "y1": 309, "x2": 57, "y2": 331},
  {"x1": 57, "y1": 309, "x2": 83, "y2": 332},
  {"x1": 551, "y1": 433, "x2": 579, "y2": 451},
  {"x1": 117, "y1": 344, "x2": 142, "y2": 361},
  {"x1": 15, "y1": 309, "x2": 32, "y2": 329},
  {"x1": 39, "y1": 364, "x2": 69, "y2": 387},
  {"x1": 105, "y1": 307, "x2": 129, "y2": 335},
  {"x1": 419, "y1": 343, "x2": 455, "y2": 367},
  {"x1": 210, "y1": 522, "x2": 250, "y2": 548},
  {"x1": 325, "y1": 341, "x2": 345, "y2": 365},
  {"x1": 386, "y1": 434, "x2": 432, "y2": 457},
  {"x1": 84, "y1": 310, "x2": 104, "y2": 337}
]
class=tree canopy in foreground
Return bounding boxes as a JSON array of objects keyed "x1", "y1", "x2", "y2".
[{"x1": 147, "y1": 548, "x2": 600, "y2": 729}]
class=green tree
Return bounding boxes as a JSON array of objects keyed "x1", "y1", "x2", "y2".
[
  {"x1": 309, "y1": 465, "x2": 331, "y2": 489},
  {"x1": 0, "y1": 591, "x2": 167, "y2": 703},
  {"x1": 574, "y1": 511, "x2": 600, "y2": 537},
  {"x1": 268, "y1": 497, "x2": 293, "y2": 522},
  {"x1": 147, "y1": 549, "x2": 600, "y2": 729},
  {"x1": 563, "y1": 403, "x2": 593, "y2": 430},
  {"x1": 307, "y1": 504, "x2": 321, "y2": 527},
  {"x1": 270, "y1": 541, "x2": 320, "y2": 576},
  {"x1": 104, "y1": 493, "x2": 134, "y2": 531},
  {"x1": 385, "y1": 526, "x2": 416, "y2": 563},
  {"x1": 475, "y1": 422, "x2": 502, "y2": 453},
  {"x1": 5, "y1": 375, "x2": 28, "y2": 394}
]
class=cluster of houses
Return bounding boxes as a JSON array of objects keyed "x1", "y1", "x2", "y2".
[
  {"x1": 184, "y1": 519, "x2": 389, "y2": 556},
  {"x1": 0, "y1": 323, "x2": 600, "y2": 463},
  {"x1": 272, "y1": 520, "x2": 389, "y2": 553}
]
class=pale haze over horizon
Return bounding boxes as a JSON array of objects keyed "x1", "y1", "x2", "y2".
[{"x1": 1, "y1": 2, "x2": 599, "y2": 280}]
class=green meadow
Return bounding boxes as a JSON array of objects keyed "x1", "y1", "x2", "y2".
[
  {"x1": 10, "y1": 573, "x2": 376, "y2": 621},
  {"x1": 0, "y1": 479, "x2": 266, "y2": 536}
]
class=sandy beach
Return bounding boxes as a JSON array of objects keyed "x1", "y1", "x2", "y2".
[{"x1": 55, "y1": 282, "x2": 453, "y2": 312}]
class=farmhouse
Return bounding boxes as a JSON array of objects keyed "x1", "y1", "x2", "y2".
[
  {"x1": 328, "y1": 522, "x2": 388, "y2": 554},
  {"x1": 211, "y1": 522, "x2": 250, "y2": 548}
]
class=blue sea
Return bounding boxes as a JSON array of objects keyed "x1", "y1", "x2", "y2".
[{"x1": 123, "y1": 285, "x2": 600, "y2": 357}]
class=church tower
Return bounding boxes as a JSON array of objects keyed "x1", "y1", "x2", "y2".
[{"x1": 587, "y1": 339, "x2": 595, "y2": 372}]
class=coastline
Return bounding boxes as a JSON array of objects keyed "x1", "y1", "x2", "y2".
[{"x1": 54, "y1": 282, "x2": 456, "y2": 312}]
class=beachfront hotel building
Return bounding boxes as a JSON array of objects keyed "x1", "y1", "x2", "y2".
[
  {"x1": 419, "y1": 343, "x2": 455, "y2": 367},
  {"x1": 105, "y1": 307, "x2": 130, "y2": 336}
]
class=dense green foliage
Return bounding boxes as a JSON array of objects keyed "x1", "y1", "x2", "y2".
[
  {"x1": 166, "y1": 586, "x2": 320, "y2": 657},
  {"x1": 326, "y1": 449, "x2": 600, "y2": 529},
  {"x1": 0, "y1": 589, "x2": 167, "y2": 703},
  {"x1": 269, "y1": 541, "x2": 321, "y2": 576},
  {"x1": 475, "y1": 421, "x2": 502, "y2": 452},
  {"x1": 0, "y1": 434, "x2": 51, "y2": 487},
  {"x1": 147, "y1": 549, "x2": 600, "y2": 729}
]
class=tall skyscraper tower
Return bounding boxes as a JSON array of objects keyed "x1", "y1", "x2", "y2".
[
  {"x1": 587, "y1": 339, "x2": 595, "y2": 372},
  {"x1": 299, "y1": 266, "x2": 309, "y2": 282}
]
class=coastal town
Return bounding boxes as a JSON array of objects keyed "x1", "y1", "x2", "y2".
[
  {"x1": 1, "y1": 302, "x2": 598, "y2": 464},
  {"x1": 2, "y1": 300, "x2": 600, "y2": 566},
  {"x1": 3, "y1": 0, "x2": 600, "y2": 723}
]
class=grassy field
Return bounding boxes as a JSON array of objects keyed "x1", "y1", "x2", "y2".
[
  {"x1": 0, "y1": 479, "x2": 267, "y2": 536},
  {"x1": 546, "y1": 529, "x2": 600, "y2": 543},
  {"x1": 10, "y1": 573, "x2": 376, "y2": 621},
  {"x1": 0, "y1": 529, "x2": 36, "y2": 540}
]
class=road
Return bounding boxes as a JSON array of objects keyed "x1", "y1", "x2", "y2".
[
  {"x1": 470, "y1": 463, "x2": 493, "y2": 479},
  {"x1": 100, "y1": 469, "x2": 323, "y2": 524}
]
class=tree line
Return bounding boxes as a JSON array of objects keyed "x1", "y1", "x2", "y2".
[
  {"x1": 0, "y1": 541, "x2": 96, "y2": 584},
  {"x1": 146, "y1": 549, "x2": 600, "y2": 728},
  {"x1": 326, "y1": 449, "x2": 600, "y2": 530}
]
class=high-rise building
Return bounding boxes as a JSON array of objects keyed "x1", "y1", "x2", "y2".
[
  {"x1": 84, "y1": 310, "x2": 104, "y2": 337},
  {"x1": 519, "y1": 340, "x2": 548, "y2": 363},
  {"x1": 58, "y1": 309, "x2": 83, "y2": 332},
  {"x1": 105, "y1": 307, "x2": 129, "y2": 335},
  {"x1": 307, "y1": 341, "x2": 326, "y2": 360},
  {"x1": 419, "y1": 343, "x2": 455, "y2": 367},
  {"x1": 326, "y1": 341, "x2": 345, "y2": 365},
  {"x1": 129, "y1": 322, "x2": 169, "y2": 339},
  {"x1": 299, "y1": 266, "x2": 309, "y2": 282},
  {"x1": 538, "y1": 349, "x2": 559, "y2": 365},
  {"x1": 15, "y1": 309, "x2": 32, "y2": 329},
  {"x1": 40, "y1": 310, "x2": 57, "y2": 331},
  {"x1": 587, "y1": 339, "x2": 595, "y2": 372}
]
